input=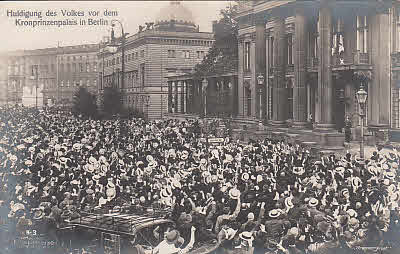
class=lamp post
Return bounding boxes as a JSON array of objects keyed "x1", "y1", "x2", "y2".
[
  {"x1": 108, "y1": 20, "x2": 129, "y2": 105},
  {"x1": 356, "y1": 83, "x2": 368, "y2": 161},
  {"x1": 257, "y1": 73, "x2": 265, "y2": 120},
  {"x1": 201, "y1": 78, "x2": 208, "y2": 118},
  {"x1": 30, "y1": 65, "x2": 39, "y2": 109}
]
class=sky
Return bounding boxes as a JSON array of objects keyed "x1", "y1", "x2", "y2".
[{"x1": 0, "y1": 1, "x2": 233, "y2": 52}]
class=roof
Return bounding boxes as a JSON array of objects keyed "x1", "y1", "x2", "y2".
[{"x1": 156, "y1": 1, "x2": 195, "y2": 25}]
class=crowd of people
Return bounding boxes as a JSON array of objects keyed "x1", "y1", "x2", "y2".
[{"x1": 0, "y1": 106, "x2": 400, "y2": 254}]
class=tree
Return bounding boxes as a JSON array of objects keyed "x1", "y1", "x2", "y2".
[
  {"x1": 193, "y1": 4, "x2": 238, "y2": 79},
  {"x1": 72, "y1": 87, "x2": 97, "y2": 118},
  {"x1": 101, "y1": 87, "x2": 123, "y2": 117}
]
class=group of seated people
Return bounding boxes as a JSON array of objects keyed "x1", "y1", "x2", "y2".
[{"x1": 0, "y1": 106, "x2": 400, "y2": 254}]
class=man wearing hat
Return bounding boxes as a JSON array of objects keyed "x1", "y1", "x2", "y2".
[
  {"x1": 138, "y1": 226, "x2": 196, "y2": 254},
  {"x1": 214, "y1": 189, "x2": 241, "y2": 234}
]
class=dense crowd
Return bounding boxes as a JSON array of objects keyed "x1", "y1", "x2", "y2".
[{"x1": 0, "y1": 106, "x2": 400, "y2": 254}]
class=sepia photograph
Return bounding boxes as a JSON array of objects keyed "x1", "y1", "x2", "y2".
[{"x1": 0, "y1": 0, "x2": 400, "y2": 253}]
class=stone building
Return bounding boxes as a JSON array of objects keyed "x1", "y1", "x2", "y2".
[
  {"x1": 1, "y1": 44, "x2": 99, "y2": 108},
  {"x1": 234, "y1": 0, "x2": 397, "y2": 147},
  {"x1": 98, "y1": 1, "x2": 214, "y2": 120}
]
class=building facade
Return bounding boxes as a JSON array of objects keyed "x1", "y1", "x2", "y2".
[
  {"x1": 234, "y1": 0, "x2": 398, "y2": 146},
  {"x1": 99, "y1": 1, "x2": 214, "y2": 120},
  {"x1": 1, "y1": 44, "x2": 99, "y2": 108}
]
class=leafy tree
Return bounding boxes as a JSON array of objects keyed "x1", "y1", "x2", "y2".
[
  {"x1": 101, "y1": 87, "x2": 123, "y2": 117},
  {"x1": 193, "y1": 4, "x2": 238, "y2": 79},
  {"x1": 72, "y1": 87, "x2": 97, "y2": 118}
]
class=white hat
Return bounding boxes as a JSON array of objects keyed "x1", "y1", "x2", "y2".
[
  {"x1": 242, "y1": 172, "x2": 250, "y2": 181},
  {"x1": 268, "y1": 209, "x2": 281, "y2": 218},
  {"x1": 347, "y1": 209, "x2": 358, "y2": 218},
  {"x1": 285, "y1": 197, "x2": 294, "y2": 209},
  {"x1": 308, "y1": 198, "x2": 319, "y2": 207},
  {"x1": 229, "y1": 188, "x2": 240, "y2": 200},
  {"x1": 239, "y1": 231, "x2": 254, "y2": 242},
  {"x1": 247, "y1": 212, "x2": 255, "y2": 220}
]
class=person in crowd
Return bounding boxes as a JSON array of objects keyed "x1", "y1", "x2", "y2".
[{"x1": 0, "y1": 106, "x2": 400, "y2": 253}]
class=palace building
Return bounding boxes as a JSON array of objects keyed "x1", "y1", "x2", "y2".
[
  {"x1": 166, "y1": 0, "x2": 400, "y2": 148},
  {"x1": 1, "y1": 44, "x2": 99, "y2": 108},
  {"x1": 99, "y1": 1, "x2": 214, "y2": 120},
  {"x1": 234, "y1": 0, "x2": 399, "y2": 147}
]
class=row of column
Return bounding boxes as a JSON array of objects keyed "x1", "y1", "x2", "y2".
[
  {"x1": 167, "y1": 76, "x2": 237, "y2": 117},
  {"x1": 264, "y1": 4, "x2": 334, "y2": 131}
]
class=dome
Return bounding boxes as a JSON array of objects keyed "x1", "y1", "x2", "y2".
[
  {"x1": 154, "y1": 1, "x2": 198, "y2": 32},
  {"x1": 156, "y1": 1, "x2": 195, "y2": 24}
]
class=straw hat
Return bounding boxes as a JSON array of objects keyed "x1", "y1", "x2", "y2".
[
  {"x1": 33, "y1": 209, "x2": 44, "y2": 220},
  {"x1": 229, "y1": 188, "x2": 240, "y2": 200},
  {"x1": 285, "y1": 197, "x2": 294, "y2": 209},
  {"x1": 347, "y1": 209, "x2": 358, "y2": 218},
  {"x1": 239, "y1": 231, "x2": 254, "y2": 242},
  {"x1": 308, "y1": 198, "x2": 319, "y2": 207},
  {"x1": 242, "y1": 172, "x2": 250, "y2": 181},
  {"x1": 268, "y1": 209, "x2": 281, "y2": 218}
]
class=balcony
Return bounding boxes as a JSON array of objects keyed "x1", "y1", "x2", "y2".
[
  {"x1": 286, "y1": 65, "x2": 294, "y2": 75},
  {"x1": 391, "y1": 52, "x2": 400, "y2": 68},
  {"x1": 353, "y1": 51, "x2": 369, "y2": 65},
  {"x1": 306, "y1": 57, "x2": 319, "y2": 71}
]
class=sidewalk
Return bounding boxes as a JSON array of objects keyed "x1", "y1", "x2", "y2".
[{"x1": 344, "y1": 141, "x2": 395, "y2": 158}]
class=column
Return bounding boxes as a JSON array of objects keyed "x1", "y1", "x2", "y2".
[
  {"x1": 186, "y1": 80, "x2": 191, "y2": 113},
  {"x1": 256, "y1": 19, "x2": 266, "y2": 119},
  {"x1": 168, "y1": 81, "x2": 172, "y2": 113},
  {"x1": 174, "y1": 81, "x2": 178, "y2": 113},
  {"x1": 293, "y1": 7, "x2": 309, "y2": 128},
  {"x1": 369, "y1": 8, "x2": 391, "y2": 128},
  {"x1": 181, "y1": 80, "x2": 185, "y2": 114},
  {"x1": 238, "y1": 39, "x2": 245, "y2": 117},
  {"x1": 271, "y1": 17, "x2": 287, "y2": 127},
  {"x1": 315, "y1": 3, "x2": 335, "y2": 131}
]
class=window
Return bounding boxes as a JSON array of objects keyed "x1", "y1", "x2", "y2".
[
  {"x1": 128, "y1": 54, "x2": 131, "y2": 61},
  {"x1": 79, "y1": 63, "x2": 83, "y2": 72},
  {"x1": 357, "y1": 16, "x2": 368, "y2": 53},
  {"x1": 140, "y1": 50, "x2": 145, "y2": 57},
  {"x1": 183, "y1": 50, "x2": 190, "y2": 59},
  {"x1": 287, "y1": 34, "x2": 293, "y2": 65},
  {"x1": 135, "y1": 52, "x2": 138, "y2": 58},
  {"x1": 168, "y1": 50, "x2": 176, "y2": 58},
  {"x1": 140, "y1": 64, "x2": 145, "y2": 87},
  {"x1": 112, "y1": 58, "x2": 115, "y2": 65},
  {"x1": 79, "y1": 80, "x2": 83, "y2": 86},
  {"x1": 332, "y1": 18, "x2": 345, "y2": 58},
  {"x1": 94, "y1": 80, "x2": 97, "y2": 88},
  {"x1": 244, "y1": 41, "x2": 251, "y2": 71},
  {"x1": 94, "y1": 62, "x2": 97, "y2": 72},
  {"x1": 117, "y1": 57, "x2": 120, "y2": 64},
  {"x1": 86, "y1": 63, "x2": 90, "y2": 72},
  {"x1": 87, "y1": 79, "x2": 90, "y2": 87}
]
